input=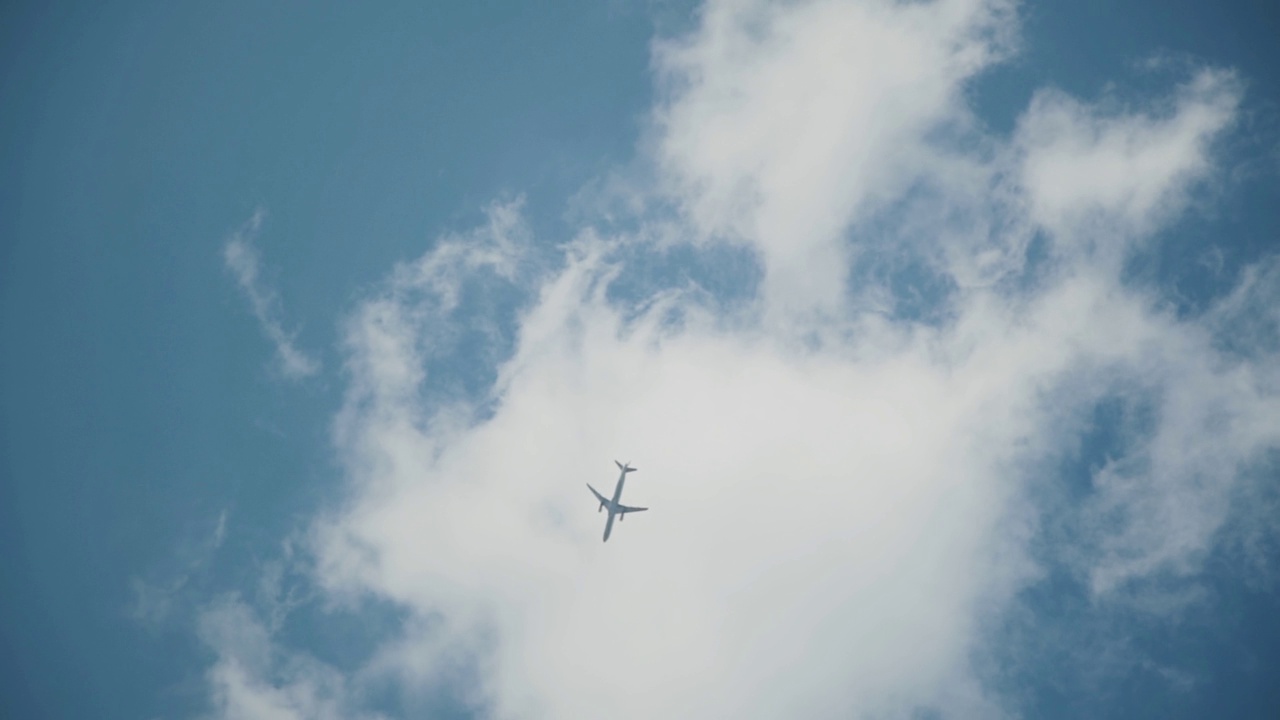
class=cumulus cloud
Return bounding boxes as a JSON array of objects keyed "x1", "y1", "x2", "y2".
[
  {"x1": 318, "y1": 244, "x2": 1031, "y2": 718},
  {"x1": 198, "y1": 597, "x2": 386, "y2": 720},
  {"x1": 205, "y1": 1, "x2": 1279, "y2": 718},
  {"x1": 224, "y1": 210, "x2": 321, "y2": 380},
  {"x1": 651, "y1": 0, "x2": 1017, "y2": 318},
  {"x1": 1015, "y1": 68, "x2": 1241, "y2": 260}
]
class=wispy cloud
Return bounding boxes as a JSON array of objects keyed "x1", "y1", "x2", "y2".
[
  {"x1": 130, "y1": 509, "x2": 229, "y2": 628},
  {"x1": 197, "y1": 596, "x2": 386, "y2": 720},
  {"x1": 224, "y1": 210, "x2": 321, "y2": 381},
  {"x1": 201, "y1": 1, "x2": 1279, "y2": 718}
]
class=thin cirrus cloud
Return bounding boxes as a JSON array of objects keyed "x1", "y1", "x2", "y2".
[
  {"x1": 223, "y1": 210, "x2": 321, "y2": 381},
  {"x1": 130, "y1": 510, "x2": 229, "y2": 629},
  {"x1": 198, "y1": 1, "x2": 1279, "y2": 718}
]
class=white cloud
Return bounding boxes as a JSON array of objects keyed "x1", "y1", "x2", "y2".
[
  {"x1": 651, "y1": 0, "x2": 1017, "y2": 318},
  {"x1": 317, "y1": 242, "x2": 1026, "y2": 718},
  {"x1": 1015, "y1": 68, "x2": 1241, "y2": 262},
  {"x1": 197, "y1": 597, "x2": 386, "y2": 720},
  {"x1": 130, "y1": 509, "x2": 229, "y2": 628},
  {"x1": 205, "y1": 1, "x2": 1280, "y2": 717},
  {"x1": 224, "y1": 210, "x2": 321, "y2": 380}
]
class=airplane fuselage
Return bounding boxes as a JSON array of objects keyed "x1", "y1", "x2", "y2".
[
  {"x1": 601, "y1": 469, "x2": 628, "y2": 542},
  {"x1": 588, "y1": 462, "x2": 643, "y2": 542}
]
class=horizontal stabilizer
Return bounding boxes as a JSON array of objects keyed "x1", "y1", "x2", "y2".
[{"x1": 614, "y1": 460, "x2": 637, "y2": 473}]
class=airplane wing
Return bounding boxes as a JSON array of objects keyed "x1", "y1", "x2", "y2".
[
  {"x1": 616, "y1": 504, "x2": 647, "y2": 515},
  {"x1": 586, "y1": 483, "x2": 610, "y2": 506}
]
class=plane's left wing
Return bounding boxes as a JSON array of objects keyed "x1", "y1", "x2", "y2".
[
  {"x1": 616, "y1": 504, "x2": 647, "y2": 515},
  {"x1": 587, "y1": 483, "x2": 611, "y2": 507}
]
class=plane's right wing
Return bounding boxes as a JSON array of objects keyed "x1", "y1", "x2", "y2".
[{"x1": 616, "y1": 504, "x2": 647, "y2": 515}]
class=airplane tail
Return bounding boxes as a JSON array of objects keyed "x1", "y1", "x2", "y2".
[{"x1": 614, "y1": 460, "x2": 637, "y2": 473}]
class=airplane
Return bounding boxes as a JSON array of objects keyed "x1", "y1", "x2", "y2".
[{"x1": 587, "y1": 461, "x2": 647, "y2": 542}]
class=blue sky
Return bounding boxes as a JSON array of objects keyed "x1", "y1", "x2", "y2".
[{"x1": 2, "y1": 2, "x2": 1278, "y2": 719}]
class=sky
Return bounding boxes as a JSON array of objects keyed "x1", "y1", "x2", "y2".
[{"x1": 1, "y1": 1, "x2": 1279, "y2": 718}]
